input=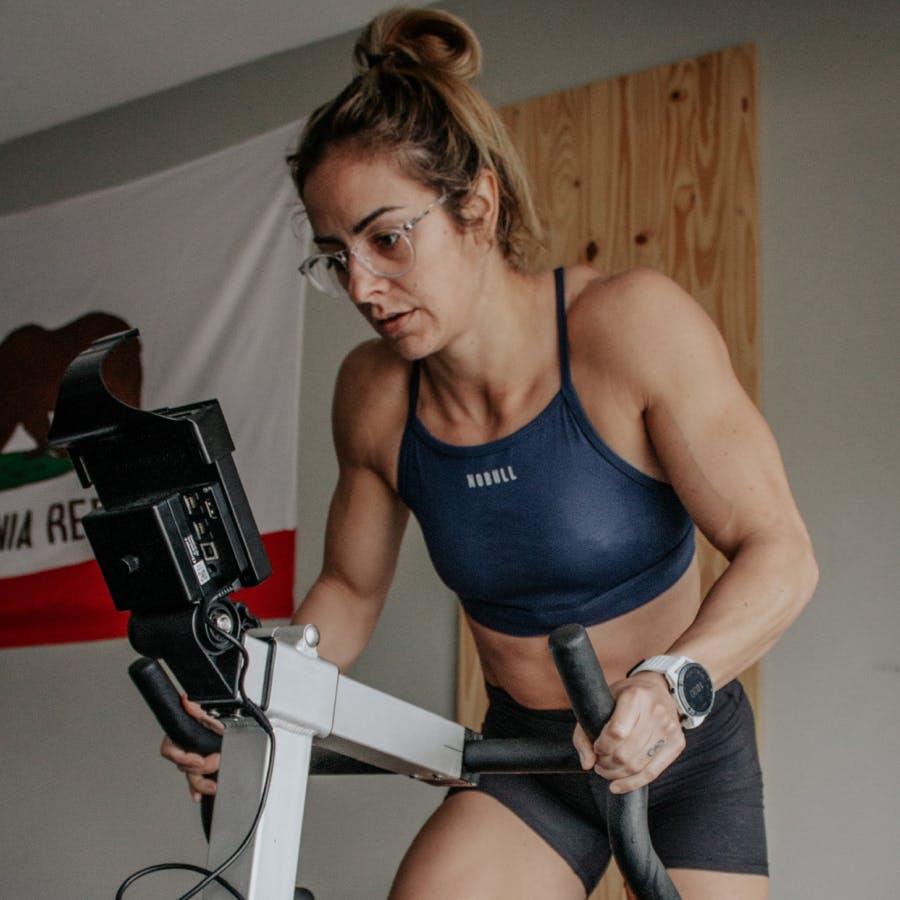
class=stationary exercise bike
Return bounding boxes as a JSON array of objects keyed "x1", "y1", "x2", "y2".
[{"x1": 49, "y1": 331, "x2": 680, "y2": 900}]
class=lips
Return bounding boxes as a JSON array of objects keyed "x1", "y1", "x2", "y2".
[{"x1": 376, "y1": 309, "x2": 413, "y2": 337}]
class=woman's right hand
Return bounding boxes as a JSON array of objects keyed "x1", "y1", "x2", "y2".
[{"x1": 159, "y1": 694, "x2": 224, "y2": 802}]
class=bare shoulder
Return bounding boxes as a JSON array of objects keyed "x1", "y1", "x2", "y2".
[
  {"x1": 332, "y1": 339, "x2": 410, "y2": 476},
  {"x1": 567, "y1": 266, "x2": 730, "y2": 379},
  {"x1": 335, "y1": 338, "x2": 409, "y2": 398},
  {"x1": 569, "y1": 266, "x2": 710, "y2": 328}
]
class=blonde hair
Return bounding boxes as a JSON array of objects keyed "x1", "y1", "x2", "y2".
[{"x1": 287, "y1": 7, "x2": 543, "y2": 271}]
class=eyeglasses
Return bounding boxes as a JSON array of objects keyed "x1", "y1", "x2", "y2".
[{"x1": 299, "y1": 194, "x2": 448, "y2": 297}]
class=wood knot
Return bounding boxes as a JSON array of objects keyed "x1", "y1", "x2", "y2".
[
  {"x1": 585, "y1": 240, "x2": 599, "y2": 262},
  {"x1": 675, "y1": 185, "x2": 697, "y2": 214}
]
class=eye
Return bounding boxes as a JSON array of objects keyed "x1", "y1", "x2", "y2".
[
  {"x1": 368, "y1": 229, "x2": 404, "y2": 256},
  {"x1": 324, "y1": 251, "x2": 349, "y2": 272}
]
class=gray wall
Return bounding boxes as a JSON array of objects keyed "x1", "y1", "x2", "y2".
[{"x1": 1, "y1": 1, "x2": 898, "y2": 897}]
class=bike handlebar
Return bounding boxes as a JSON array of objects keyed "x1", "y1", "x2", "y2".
[
  {"x1": 129, "y1": 658, "x2": 222, "y2": 757},
  {"x1": 131, "y1": 625, "x2": 681, "y2": 899},
  {"x1": 549, "y1": 624, "x2": 680, "y2": 900},
  {"x1": 129, "y1": 657, "x2": 220, "y2": 839}
]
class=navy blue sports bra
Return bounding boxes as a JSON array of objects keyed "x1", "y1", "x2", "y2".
[{"x1": 397, "y1": 268, "x2": 695, "y2": 636}]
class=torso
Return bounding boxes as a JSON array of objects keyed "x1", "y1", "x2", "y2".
[
  {"x1": 350, "y1": 265, "x2": 704, "y2": 708},
  {"x1": 469, "y1": 562, "x2": 701, "y2": 708}
]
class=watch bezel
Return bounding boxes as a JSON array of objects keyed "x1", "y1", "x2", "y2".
[
  {"x1": 627, "y1": 655, "x2": 715, "y2": 728},
  {"x1": 675, "y1": 661, "x2": 714, "y2": 719}
]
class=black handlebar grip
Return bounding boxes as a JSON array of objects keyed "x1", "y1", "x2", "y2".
[
  {"x1": 129, "y1": 657, "x2": 220, "y2": 839},
  {"x1": 607, "y1": 788, "x2": 679, "y2": 899},
  {"x1": 548, "y1": 623, "x2": 615, "y2": 740},
  {"x1": 128, "y1": 657, "x2": 222, "y2": 757},
  {"x1": 549, "y1": 626, "x2": 681, "y2": 900}
]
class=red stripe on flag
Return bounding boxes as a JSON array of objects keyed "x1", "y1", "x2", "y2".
[{"x1": 0, "y1": 530, "x2": 295, "y2": 648}]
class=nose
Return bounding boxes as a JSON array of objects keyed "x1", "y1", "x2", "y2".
[{"x1": 345, "y1": 253, "x2": 386, "y2": 306}]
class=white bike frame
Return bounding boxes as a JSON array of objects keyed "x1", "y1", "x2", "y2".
[{"x1": 202, "y1": 625, "x2": 471, "y2": 899}]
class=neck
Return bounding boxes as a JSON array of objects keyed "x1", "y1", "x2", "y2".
[{"x1": 419, "y1": 265, "x2": 557, "y2": 435}]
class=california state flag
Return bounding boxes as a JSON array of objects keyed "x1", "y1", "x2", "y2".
[{"x1": 0, "y1": 121, "x2": 306, "y2": 647}]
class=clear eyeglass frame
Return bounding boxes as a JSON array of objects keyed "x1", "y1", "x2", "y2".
[{"x1": 299, "y1": 193, "x2": 448, "y2": 297}]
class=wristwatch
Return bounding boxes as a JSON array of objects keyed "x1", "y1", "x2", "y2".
[{"x1": 628, "y1": 655, "x2": 715, "y2": 729}]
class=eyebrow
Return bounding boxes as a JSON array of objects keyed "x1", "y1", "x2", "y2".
[{"x1": 312, "y1": 205, "x2": 402, "y2": 246}]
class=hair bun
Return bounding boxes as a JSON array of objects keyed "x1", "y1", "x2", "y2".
[{"x1": 353, "y1": 8, "x2": 481, "y2": 81}]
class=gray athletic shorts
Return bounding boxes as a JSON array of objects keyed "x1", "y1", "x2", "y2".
[{"x1": 450, "y1": 679, "x2": 767, "y2": 892}]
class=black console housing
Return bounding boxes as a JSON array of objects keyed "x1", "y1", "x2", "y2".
[{"x1": 49, "y1": 329, "x2": 270, "y2": 702}]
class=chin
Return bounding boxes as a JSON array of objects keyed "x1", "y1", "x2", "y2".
[{"x1": 383, "y1": 332, "x2": 435, "y2": 362}]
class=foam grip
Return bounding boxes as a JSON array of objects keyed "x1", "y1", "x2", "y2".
[
  {"x1": 128, "y1": 657, "x2": 222, "y2": 757},
  {"x1": 549, "y1": 626, "x2": 682, "y2": 900},
  {"x1": 548, "y1": 623, "x2": 615, "y2": 740}
]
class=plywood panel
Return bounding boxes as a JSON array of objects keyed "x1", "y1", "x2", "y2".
[{"x1": 457, "y1": 45, "x2": 760, "y2": 898}]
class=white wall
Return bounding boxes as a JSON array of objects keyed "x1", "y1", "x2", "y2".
[{"x1": 1, "y1": 1, "x2": 898, "y2": 897}]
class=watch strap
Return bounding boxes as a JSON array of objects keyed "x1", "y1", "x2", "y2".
[
  {"x1": 628, "y1": 655, "x2": 689, "y2": 678},
  {"x1": 627, "y1": 655, "x2": 713, "y2": 729}
]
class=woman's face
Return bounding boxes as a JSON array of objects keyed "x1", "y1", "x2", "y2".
[{"x1": 301, "y1": 150, "x2": 485, "y2": 360}]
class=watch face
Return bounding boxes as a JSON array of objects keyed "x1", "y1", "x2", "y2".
[{"x1": 678, "y1": 663, "x2": 714, "y2": 717}]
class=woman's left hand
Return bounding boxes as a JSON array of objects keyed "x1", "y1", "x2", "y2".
[{"x1": 572, "y1": 672, "x2": 685, "y2": 794}]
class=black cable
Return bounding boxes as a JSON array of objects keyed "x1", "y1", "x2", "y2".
[
  {"x1": 115, "y1": 628, "x2": 277, "y2": 900},
  {"x1": 115, "y1": 864, "x2": 243, "y2": 899},
  {"x1": 177, "y1": 701, "x2": 275, "y2": 899}
]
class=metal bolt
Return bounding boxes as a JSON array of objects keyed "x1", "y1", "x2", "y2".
[{"x1": 303, "y1": 624, "x2": 320, "y2": 648}]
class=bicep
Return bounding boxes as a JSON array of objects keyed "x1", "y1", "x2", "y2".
[{"x1": 640, "y1": 289, "x2": 806, "y2": 558}]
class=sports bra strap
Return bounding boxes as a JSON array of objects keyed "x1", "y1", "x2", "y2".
[
  {"x1": 554, "y1": 266, "x2": 573, "y2": 390},
  {"x1": 408, "y1": 360, "x2": 422, "y2": 420}
]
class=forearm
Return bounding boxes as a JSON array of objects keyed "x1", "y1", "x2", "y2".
[
  {"x1": 670, "y1": 531, "x2": 818, "y2": 687},
  {"x1": 291, "y1": 573, "x2": 386, "y2": 672}
]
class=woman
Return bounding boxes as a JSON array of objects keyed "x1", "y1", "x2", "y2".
[{"x1": 165, "y1": 8, "x2": 818, "y2": 898}]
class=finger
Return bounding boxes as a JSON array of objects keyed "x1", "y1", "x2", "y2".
[
  {"x1": 187, "y1": 771, "x2": 218, "y2": 799},
  {"x1": 592, "y1": 710, "x2": 656, "y2": 775},
  {"x1": 181, "y1": 695, "x2": 225, "y2": 735},
  {"x1": 608, "y1": 727, "x2": 685, "y2": 794},
  {"x1": 175, "y1": 753, "x2": 221, "y2": 776},
  {"x1": 175, "y1": 749, "x2": 221, "y2": 775},
  {"x1": 608, "y1": 753, "x2": 670, "y2": 794},
  {"x1": 592, "y1": 686, "x2": 660, "y2": 764},
  {"x1": 161, "y1": 735, "x2": 194, "y2": 765},
  {"x1": 593, "y1": 710, "x2": 680, "y2": 781},
  {"x1": 161, "y1": 736, "x2": 221, "y2": 774},
  {"x1": 592, "y1": 679, "x2": 681, "y2": 775},
  {"x1": 160, "y1": 734, "x2": 196, "y2": 765},
  {"x1": 571, "y1": 724, "x2": 597, "y2": 769},
  {"x1": 596, "y1": 692, "x2": 643, "y2": 748}
]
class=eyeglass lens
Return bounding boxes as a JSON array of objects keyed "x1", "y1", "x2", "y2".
[{"x1": 306, "y1": 229, "x2": 415, "y2": 295}]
